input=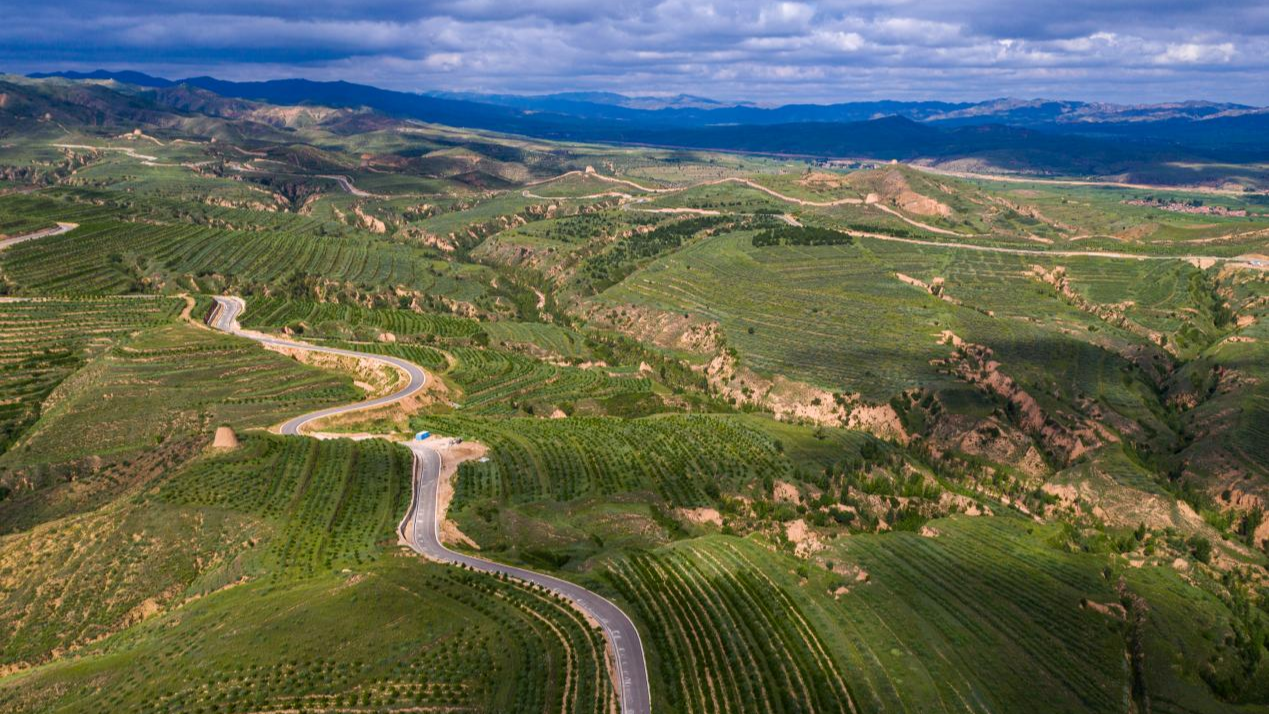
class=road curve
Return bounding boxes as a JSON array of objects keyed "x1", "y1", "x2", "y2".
[
  {"x1": 207, "y1": 296, "x2": 428, "y2": 435},
  {"x1": 318, "y1": 174, "x2": 374, "y2": 197},
  {"x1": 521, "y1": 170, "x2": 1268, "y2": 264},
  {"x1": 0, "y1": 222, "x2": 78, "y2": 252},
  {"x1": 403, "y1": 444, "x2": 651, "y2": 714},
  {"x1": 207, "y1": 295, "x2": 651, "y2": 714}
]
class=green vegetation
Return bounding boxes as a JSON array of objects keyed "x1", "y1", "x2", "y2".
[
  {"x1": 3, "y1": 322, "x2": 359, "y2": 466},
  {"x1": 0, "y1": 218, "x2": 436, "y2": 294},
  {"x1": 607, "y1": 537, "x2": 855, "y2": 713},
  {"x1": 1, "y1": 432, "x2": 613, "y2": 714},
  {"x1": 445, "y1": 347, "x2": 651, "y2": 415},
  {"x1": 0, "y1": 297, "x2": 182, "y2": 454},
  {"x1": 238, "y1": 296, "x2": 481, "y2": 338},
  {"x1": 0, "y1": 76, "x2": 1267, "y2": 714},
  {"x1": 582, "y1": 215, "x2": 733, "y2": 291},
  {"x1": 158, "y1": 434, "x2": 411, "y2": 575},
  {"x1": 752, "y1": 225, "x2": 855, "y2": 247},
  {"x1": 607, "y1": 517, "x2": 1264, "y2": 714},
  {"x1": 423, "y1": 413, "x2": 850, "y2": 507}
]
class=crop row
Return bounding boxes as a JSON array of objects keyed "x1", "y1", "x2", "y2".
[
  {"x1": 9, "y1": 322, "x2": 363, "y2": 464},
  {"x1": 160, "y1": 434, "x2": 411, "y2": 574},
  {"x1": 447, "y1": 347, "x2": 650, "y2": 414},
  {"x1": 417, "y1": 414, "x2": 801, "y2": 507},
  {"x1": 239, "y1": 297, "x2": 481, "y2": 338},
  {"x1": 0, "y1": 219, "x2": 439, "y2": 294},
  {"x1": 0, "y1": 297, "x2": 182, "y2": 454},
  {"x1": 606, "y1": 538, "x2": 854, "y2": 714}
]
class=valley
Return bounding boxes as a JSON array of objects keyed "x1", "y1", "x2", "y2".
[{"x1": 0, "y1": 72, "x2": 1267, "y2": 714}]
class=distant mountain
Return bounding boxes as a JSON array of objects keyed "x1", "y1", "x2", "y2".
[
  {"x1": 1062, "y1": 110, "x2": 1269, "y2": 150},
  {"x1": 551, "y1": 92, "x2": 749, "y2": 110},
  {"x1": 28, "y1": 69, "x2": 176, "y2": 88},
  {"x1": 921, "y1": 98, "x2": 1256, "y2": 126},
  {"x1": 426, "y1": 88, "x2": 1262, "y2": 131},
  {"x1": 36, "y1": 71, "x2": 1262, "y2": 131},
  {"x1": 0, "y1": 75, "x2": 178, "y2": 128},
  {"x1": 427, "y1": 90, "x2": 973, "y2": 127},
  {"x1": 433, "y1": 91, "x2": 750, "y2": 111},
  {"x1": 19, "y1": 69, "x2": 1269, "y2": 172}
]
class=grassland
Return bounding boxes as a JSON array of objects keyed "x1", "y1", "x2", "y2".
[
  {"x1": 4, "y1": 322, "x2": 360, "y2": 466},
  {"x1": 238, "y1": 296, "x2": 482, "y2": 339},
  {"x1": 604, "y1": 516, "x2": 1263, "y2": 714},
  {"x1": 0, "y1": 218, "x2": 437, "y2": 295},
  {"x1": 422, "y1": 413, "x2": 856, "y2": 507},
  {"x1": 0, "y1": 83, "x2": 1267, "y2": 714},
  {"x1": 0, "y1": 297, "x2": 183, "y2": 454},
  {"x1": 0, "y1": 318, "x2": 364, "y2": 536},
  {"x1": 412, "y1": 412, "x2": 873, "y2": 568},
  {"x1": 1, "y1": 433, "x2": 613, "y2": 714}
]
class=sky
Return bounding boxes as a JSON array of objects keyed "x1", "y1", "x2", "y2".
[{"x1": 2, "y1": 0, "x2": 1268, "y2": 105}]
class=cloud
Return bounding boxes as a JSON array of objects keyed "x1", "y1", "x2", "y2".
[
  {"x1": 2, "y1": 0, "x2": 1269, "y2": 103},
  {"x1": 1154, "y1": 42, "x2": 1236, "y2": 65}
]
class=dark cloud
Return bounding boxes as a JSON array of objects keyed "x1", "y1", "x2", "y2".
[{"x1": 2, "y1": 0, "x2": 1267, "y2": 103}]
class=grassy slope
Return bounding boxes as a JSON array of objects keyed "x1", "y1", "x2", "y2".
[
  {"x1": 0, "y1": 111, "x2": 1267, "y2": 714},
  {"x1": 605, "y1": 518, "x2": 1269, "y2": 714},
  {"x1": 1, "y1": 432, "x2": 613, "y2": 714},
  {"x1": 3, "y1": 321, "x2": 360, "y2": 466}
]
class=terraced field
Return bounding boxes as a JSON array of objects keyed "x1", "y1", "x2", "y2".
[
  {"x1": 0, "y1": 213, "x2": 54, "y2": 239},
  {"x1": 606, "y1": 537, "x2": 857, "y2": 714},
  {"x1": 604, "y1": 227, "x2": 1170, "y2": 424},
  {"x1": 0, "y1": 192, "x2": 121, "y2": 228},
  {"x1": 420, "y1": 413, "x2": 863, "y2": 507},
  {"x1": 606, "y1": 518, "x2": 1244, "y2": 714},
  {"x1": 485, "y1": 321, "x2": 592, "y2": 359},
  {"x1": 238, "y1": 296, "x2": 482, "y2": 339},
  {"x1": 0, "y1": 219, "x2": 446, "y2": 295},
  {"x1": 603, "y1": 229, "x2": 958, "y2": 398},
  {"x1": 446, "y1": 346, "x2": 651, "y2": 414},
  {"x1": 159, "y1": 434, "x2": 411, "y2": 575},
  {"x1": 1, "y1": 79, "x2": 1267, "y2": 714},
  {"x1": 0, "y1": 297, "x2": 183, "y2": 454},
  {"x1": 1, "y1": 433, "x2": 613, "y2": 714},
  {"x1": 3, "y1": 321, "x2": 360, "y2": 465}
]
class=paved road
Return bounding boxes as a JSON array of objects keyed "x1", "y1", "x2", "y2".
[
  {"x1": 208, "y1": 296, "x2": 651, "y2": 714},
  {"x1": 525, "y1": 169, "x2": 1266, "y2": 265},
  {"x1": 208, "y1": 296, "x2": 428, "y2": 435},
  {"x1": 403, "y1": 443, "x2": 651, "y2": 714},
  {"x1": 0, "y1": 222, "x2": 78, "y2": 252},
  {"x1": 317, "y1": 174, "x2": 374, "y2": 197}
]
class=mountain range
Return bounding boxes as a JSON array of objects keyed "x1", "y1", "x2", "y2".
[{"x1": 17, "y1": 69, "x2": 1269, "y2": 181}]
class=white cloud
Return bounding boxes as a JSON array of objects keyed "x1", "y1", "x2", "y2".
[
  {"x1": 1154, "y1": 42, "x2": 1236, "y2": 65},
  {"x1": 4, "y1": 1, "x2": 1269, "y2": 103}
]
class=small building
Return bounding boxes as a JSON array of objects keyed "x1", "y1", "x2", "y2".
[{"x1": 414, "y1": 431, "x2": 431, "y2": 441}]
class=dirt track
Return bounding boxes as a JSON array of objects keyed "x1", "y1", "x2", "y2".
[{"x1": 525, "y1": 170, "x2": 1264, "y2": 266}]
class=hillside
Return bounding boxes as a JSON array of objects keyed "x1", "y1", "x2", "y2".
[
  {"x1": 25, "y1": 71, "x2": 1269, "y2": 185},
  {"x1": 0, "y1": 75, "x2": 1268, "y2": 713}
]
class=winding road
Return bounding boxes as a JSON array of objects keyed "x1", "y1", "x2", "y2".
[
  {"x1": 0, "y1": 222, "x2": 78, "y2": 252},
  {"x1": 522, "y1": 169, "x2": 1264, "y2": 267},
  {"x1": 207, "y1": 295, "x2": 651, "y2": 714},
  {"x1": 317, "y1": 174, "x2": 375, "y2": 198}
]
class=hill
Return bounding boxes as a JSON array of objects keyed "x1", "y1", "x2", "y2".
[
  {"x1": 24, "y1": 70, "x2": 1269, "y2": 182},
  {"x1": 0, "y1": 73, "x2": 1267, "y2": 713}
]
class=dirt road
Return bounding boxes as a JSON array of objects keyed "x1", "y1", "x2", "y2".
[
  {"x1": 909, "y1": 164, "x2": 1267, "y2": 197},
  {"x1": 525, "y1": 170, "x2": 1262, "y2": 265}
]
